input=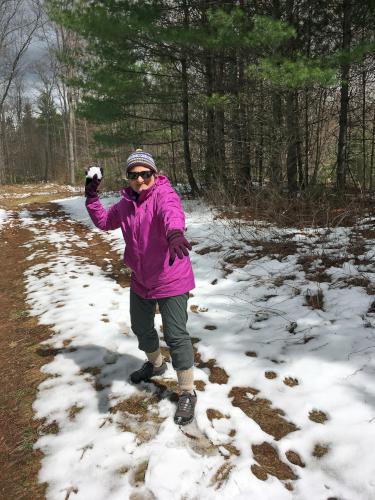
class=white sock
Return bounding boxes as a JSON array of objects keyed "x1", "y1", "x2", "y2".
[
  {"x1": 146, "y1": 349, "x2": 163, "y2": 368},
  {"x1": 177, "y1": 368, "x2": 194, "y2": 393}
]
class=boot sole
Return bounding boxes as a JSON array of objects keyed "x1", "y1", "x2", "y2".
[
  {"x1": 173, "y1": 415, "x2": 195, "y2": 426},
  {"x1": 174, "y1": 415, "x2": 194, "y2": 426}
]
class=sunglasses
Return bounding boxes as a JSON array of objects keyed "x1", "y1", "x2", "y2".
[{"x1": 127, "y1": 170, "x2": 154, "y2": 180}]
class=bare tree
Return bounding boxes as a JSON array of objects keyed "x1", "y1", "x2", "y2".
[
  {"x1": 51, "y1": 24, "x2": 80, "y2": 184},
  {"x1": 0, "y1": 0, "x2": 42, "y2": 183}
]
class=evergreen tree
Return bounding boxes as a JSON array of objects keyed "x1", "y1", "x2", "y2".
[{"x1": 44, "y1": 0, "x2": 375, "y2": 196}]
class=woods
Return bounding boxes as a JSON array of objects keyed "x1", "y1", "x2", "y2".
[{"x1": 1, "y1": 1, "x2": 375, "y2": 197}]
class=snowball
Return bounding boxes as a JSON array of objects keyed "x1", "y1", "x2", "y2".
[{"x1": 86, "y1": 166, "x2": 103, "y2": 180}]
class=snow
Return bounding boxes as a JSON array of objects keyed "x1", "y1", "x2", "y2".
[
  {"x1": 0, "y1": 184, "x2": 82, "y2": 201},
  {"x1": 86, "y1": 166, "x2": 103, "y2": 180},
  {"x1": 20, "y1": 193, "x2": 375, "y2": 499},
  {"x1": 0, "y1": 208, "x2": 8, "y2": 228}
]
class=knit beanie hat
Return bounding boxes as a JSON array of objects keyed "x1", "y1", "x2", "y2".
[{"x1": 125, "y1": 149, "x2": 157, "y2": 175}]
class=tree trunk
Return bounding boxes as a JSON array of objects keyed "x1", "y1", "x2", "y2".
[
  {"x1": 204, "y1": 52, "x2": 215, "y2": 187},
  {"x1": 361, "y1": 65, "x2": 366, "y2": 191},
  {"x1": 370, "y1": 106, "x2": 375, "y2": 191},
  {"x1": 238, "y1": 0, "x2": 251, "y2": 182},
  {"x1": 181, "y1": 0, "x2": 199, "y2": 196},
  {"x1": 231, "y1": 54, "x2": 242, "y2": 181},
  {"x1": 270, "y1": 91, "x2": 282, "y2": 186},
  {"x1": 304, "y1": 89, "x2": 309, "y2": 188},
  {"x1": 303, "y1": 4, "x2": 312, "y2": 188},
  {"x1": 256, "y1": 82, "x2": 264, "y2": 186},
  {"x1": 336, "y1": 0, "x2": 352, "y2": 191},
  {"x1": 216, "y1": 57, "x2": 226, "y2": 178},
  {"x1": 67, "y1": 87, "x2": 76, "y2": 185},
  {"x1": 270, "y1": 0, "x2": 283, "y2": 187},
  {"x1": 170, "y1": 123, "x2": 177, "y2": 185},
  {"x1": 55, "y1": 25, "x2": 78, "y2": 184},
  {"x1": 238, "y1": 53, "x2": 250, "y2": 181},
  {"x1": 311, "y1": 89, "x2": 327, "y2": 185},
  {"x1": 286, "y1": 90, "x2": 298, "y2": 193},
  {"x1": 181, "y1": 55, "x2": 199, "y2": 195},
  {"x1": 0, "y1": 111, "x2": 6, "y2": 184},
  {"x1": 284, "y1": 0, "x2": 299, "y2": 194},
  {"x1": 44, "y1": 121, "x2": 50, "y2": 182}
]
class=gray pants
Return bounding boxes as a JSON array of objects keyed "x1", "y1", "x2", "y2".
[{"x1": 130, "y1": 289, "x2": 194, "y2": 371}]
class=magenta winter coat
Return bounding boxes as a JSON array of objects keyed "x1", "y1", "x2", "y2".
[{"x1": 86, "y1": 175, "x2": 195, "y2": 299}]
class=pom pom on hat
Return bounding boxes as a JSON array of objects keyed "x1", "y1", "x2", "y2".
[{"x1": 126, "y1": 148, "x2": 157, "y2": 174}]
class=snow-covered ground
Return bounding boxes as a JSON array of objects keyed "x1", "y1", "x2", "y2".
[
  {"x1": 0, "y1": 208, "x2": 8, "y2": 228},
  {"x1": 0, "y1": 184, "x2": 81, "y2": 202},
  {"x1": 21, "y1": 194, "x2": 375, "y2": 499}
]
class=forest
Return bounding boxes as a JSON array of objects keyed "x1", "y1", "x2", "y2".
[{"x1": 1, "y1": 1, "x2": 375, "y2": 199}]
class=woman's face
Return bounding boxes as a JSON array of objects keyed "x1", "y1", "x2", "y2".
[{"x1": 127, "y1": 166, "x2": 155, "y2": 193}]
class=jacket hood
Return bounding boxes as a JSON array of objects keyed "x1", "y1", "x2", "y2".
[{"x1": 120, "y1": 175, "x2": 171, "y2": 202}]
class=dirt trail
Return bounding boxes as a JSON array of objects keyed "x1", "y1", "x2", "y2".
[
  {"x1": 0, "y1": 193, "x2": 131, "y2": 499},
  {"x1": 0, "y1": 216, "x2": 50, "y2": 499}
]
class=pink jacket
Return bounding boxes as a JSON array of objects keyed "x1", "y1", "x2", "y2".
[{"x1": 86, "y1": 176, "x2": 195, "y2": 299}]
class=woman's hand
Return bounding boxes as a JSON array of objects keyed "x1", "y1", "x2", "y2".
[
  {"x1": 167, "y1": 229, "x2": 192, "y2": 265},
  {"x1": 85, "y1": 166, "x2": 103, "y2": 198}
]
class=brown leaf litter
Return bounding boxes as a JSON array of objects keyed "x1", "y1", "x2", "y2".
[
  {"x1": 245, "y1": 351, "x2": 257, "y2": 357},
  {"x1": 283, "y1": 377, "x2": 299, "y2": 387},
  {"x1": 251, "y1": 442, "x2": 298, "y2": 482},
  {"x1": 285, "y1": 450, "x2": 305, "y2": 468},
  {"x1": 195, "y1": 244, "x2": 223, "y2": 255},
  {"x1": 206, "y1": 409, "x2": 228, "y2": 421},
  {"x1": 0, "y1": 217, "x2": 53, "y2": 499},
  {"x1": 194, "y1": 352, "x2": 229, "y2": 384},
  {"x1": 309, "y1": 409, "x2": 328, "y2": 424},
  {"x1": 111, "y1": 394, "x2": 165, "y2": 443},
  {"x1": 229, "y1": 387, "x2": 298, "y2": 440},
  {"x1": 211, "y1": 463, "x2": 234, "y2": 490},
  {"x1": 312, "y1": 444, "x2": 329, "y2": 458}
]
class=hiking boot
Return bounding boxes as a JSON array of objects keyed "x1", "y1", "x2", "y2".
[
  {"x1": 174, "y1": 391, "x2": 197, "y2": 426},
  {"x1": 130, "y1": 360, "x2": 167, "y2": 384}
]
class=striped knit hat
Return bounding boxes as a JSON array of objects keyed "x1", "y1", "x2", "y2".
[{"x1": 126, "y1": 149, "x2": 157, "y2": 175}]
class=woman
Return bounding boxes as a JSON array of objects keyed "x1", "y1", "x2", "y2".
[{"x1": 85, "y1": 149, "x2": 196, "y2": 425}]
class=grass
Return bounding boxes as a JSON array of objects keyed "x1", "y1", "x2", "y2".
[
  {"x1": 10, "y1": 308, "x2": 29, "y2": 321},
  {"x1": 68, "y1": 405, "x2": 84, "y2": 421},
  {"x1": 19, "y1": 427, "x2": 39, "y2": 451},
  {"x1": 39, "y1": 421, "x2": 59, "y2": 435},
  {"x1": 305, "y1": 290, "x2": 324, "y2": 310}
]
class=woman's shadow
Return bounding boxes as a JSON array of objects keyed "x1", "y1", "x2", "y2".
[{"x1": 36, "y1": 343, "x2": 149, "y2": 414}]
